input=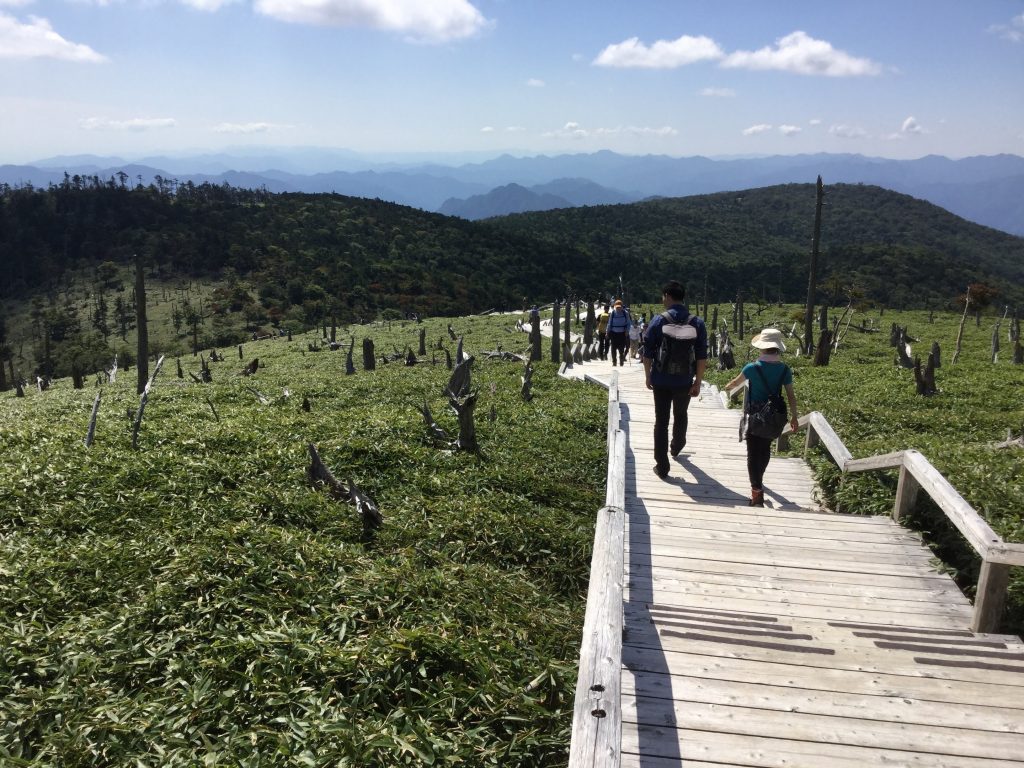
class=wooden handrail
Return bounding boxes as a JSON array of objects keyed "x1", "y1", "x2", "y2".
[
  {"x1": 724, "y1": 383, "x2": 1021, "y2": 631},
  {"x1": 787, "y1": 408, "x2": 1023, "y2": 633},
  {"x1": 569, "y1": 372, "x2": 625, "y2": 768}
]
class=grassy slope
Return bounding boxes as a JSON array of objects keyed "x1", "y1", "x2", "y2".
[{"x1": 0, "y1": 314, "x2": 606, "y2": 766}]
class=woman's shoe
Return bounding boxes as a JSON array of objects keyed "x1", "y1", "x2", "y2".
[{"x1": 749, "y1": 489, "x2": 764, "y2": 507}]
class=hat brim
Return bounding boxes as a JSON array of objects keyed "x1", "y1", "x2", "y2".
[{"x1": 751, "y1": 334, "x2": 786, "y2": 352}]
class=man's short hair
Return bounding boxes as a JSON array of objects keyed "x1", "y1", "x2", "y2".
[{"x1": 662, "y1": 281, "x2": 685, "y2": 301}]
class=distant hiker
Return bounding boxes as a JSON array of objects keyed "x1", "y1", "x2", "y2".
[
  {"x1": 725, "y1": 328, "x2": 800, "y2": 507},
  {"x1": 596, "y1": 304, "x2": 611, "y2": 361},
  {"x1": 642, "y1": 281, "x2": 708, "y2": 479},
  {"x1": 628, "y1": 315, "x2": 641, "y2": 360},
  {"x1": 607, "y1": 299, "x2": 632, "y2": 366},
  {"x1": 529, "y1": 304, "x2": 540, "y2": 328}
]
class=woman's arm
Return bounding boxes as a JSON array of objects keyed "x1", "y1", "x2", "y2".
[
  {"x1": 725, "y1": 371, "x2": 746, "y2": 391},
  {"x1": 785, "y1": 383, "x2": 799, "y2": 431}
]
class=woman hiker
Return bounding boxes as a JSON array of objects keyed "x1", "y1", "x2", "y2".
[{"x1": 725, "y1": 328, "x2": 800, "y2": 507}]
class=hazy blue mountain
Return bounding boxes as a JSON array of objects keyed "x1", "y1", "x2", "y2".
[
  {"x1": 438, "y1": 183, "x2": 573, "y2": 219},
  {"x1": 529, "y1": 177, "x2": 639, "y2": 206},
  {"x1": 6, "y1": 150, "x2": 1024, "y2": 235}
]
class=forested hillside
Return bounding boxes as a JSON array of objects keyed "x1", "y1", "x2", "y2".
[
  {"x1": 486, "y1": 184, "x2": 1024, "y2": 307},
  {"x1": 1, "y1": 179, "x2": 1021, "y2": 380}
]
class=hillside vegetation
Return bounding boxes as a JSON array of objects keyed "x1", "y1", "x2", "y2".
[{"x1": 0, "y1": 315, "x2": 606, "y2": 765}]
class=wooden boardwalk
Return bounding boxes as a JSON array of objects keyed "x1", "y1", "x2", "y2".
[{"x1": 564, "y1": 354, "x2": 1024, "y2": 768}]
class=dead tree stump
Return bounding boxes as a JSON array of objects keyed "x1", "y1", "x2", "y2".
[
  {"x1": 362, "y1": 338, "x2": 375, "y2": 371},
  {"x1": 521, "y1": 362, "x2": 534, "y2": 402},
  {"x1": 914, "y1": 354, "x2": 938, "y2": 396}
]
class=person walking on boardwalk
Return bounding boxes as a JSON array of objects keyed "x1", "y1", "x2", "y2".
[
  {"x1": 607, "y1": 299, "x2": 632, "y2": 366},
  {"x1": 596, "y1": 304, "x2": 611, "y2": 361},
  {"x1": 642, "y1": 281, "x2": 708, "y2": 479},
  {"x1": 725, "y1": 328, "x2": 800, "y2": 507}
]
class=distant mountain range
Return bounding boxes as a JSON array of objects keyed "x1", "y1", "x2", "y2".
[{"x1": 3, "y1": 150, "x2": 1022, "y2": 236}]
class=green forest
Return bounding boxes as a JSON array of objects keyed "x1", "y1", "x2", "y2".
[{"x1": 0, "y1": 179, "x2": 1021, "y2": 382}]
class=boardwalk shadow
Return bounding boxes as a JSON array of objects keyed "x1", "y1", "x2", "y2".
[
  {"x1": 671, "y1": 455, "x2": 807, "y2": 511},
  {"x1": 619, "y1": 404, "x2": 682, "y2": 765}
]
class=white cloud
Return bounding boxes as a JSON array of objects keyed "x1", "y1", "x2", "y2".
[
  {"x1": 989, "y1": 13, "x2": 1024, "y2": 43},
  {"x1": 479, "y1": 125, "x2": 494, "y2": 133},
  {"x1": 504, "y1": 126, "x2": 525, "y2": 132},
  {"x1": 778, "y1": 124, "x2": 801, "y2": 135},
  {"x1": 901, "y1": 116, "x2": 923, "y2": 134},
  {"x1": 526, "y1": 78, "x2": 545, "y2": 87},
  {"x1": 699, "y1": 87, "x2": 735, "y2": 98},
  {"x1": 180, "y1": 0, "x2": 240, "y2": 10},
  {"x1": 0, "y1": 12, "x2": 107, "y2": 61},
  {"x1": 80, "y1": 117, "x2": 176, "y2": 131},
  {"x1": 829, "y1": 124, "x2": 867, "y2": 139},
  {"x1": 253, "y1": 0, "x2": 488, "y2": 42},
  {"x1": 548, "y1": 121, "x2": 589, "y2": 139},
  {"x1": 722, "y1": 31, "x2": 881, "y2": 76},
  {"x1": 742, "y1": 124, "x2": 773, "y2": 136},
  {"x1": 595, "y1": 125, "x2": 678, "y2": 137},
  {"x1": 544, "y1": 122, "x2": 677, "y2": 140},
  {"x1": 593, "y1": 34, "x2": 723, "y2": 68},
  {"x1": 0, "y1": 0, "x2": 34, "y2": 7},
  {"x1": 808, "y1": 118, "x2": 822, "y2": 126},
  {"x1": 213, "y1": 121, "x2": 290, "y2": 134}
]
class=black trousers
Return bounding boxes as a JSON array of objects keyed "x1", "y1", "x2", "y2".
[
  {"x1": 609, "y1": 332, "x2": 628, "y2": 365},
  {"x1": 746, "y1": 435, "x2": 772, "y2": 490},
  {"x1": 598, "y1": 331, "x2": 608, "y2": 360},
  {"x1": 653, "y1": 385, "x2": 691, "y2": 472}
]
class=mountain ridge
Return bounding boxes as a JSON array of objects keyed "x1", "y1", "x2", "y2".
[{"x1": 3, "y1": 151, "x2": 1023, "y2": 235}]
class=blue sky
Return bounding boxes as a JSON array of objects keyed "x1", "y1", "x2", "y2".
[{"x1": 2, "y1": 0, "x2": 1023, "y2": 164}]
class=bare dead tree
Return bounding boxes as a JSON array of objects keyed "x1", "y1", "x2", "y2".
[
  {"x1": 951, "y1": 287, "x2": 970, "y2": 365},
  {"x1": 521, "y1": 361, "x2": 534, "y2": 402},
  {"x1": 84, "y1": 391, "x2": 101, "y2": 447},
  {"x1": 131, "y1": 354, "x2": 165, "y2": 450}
]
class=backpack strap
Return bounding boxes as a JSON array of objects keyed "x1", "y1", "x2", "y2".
[
  {"x1": 750, "y1": 362, "x2": 787, "y2": 397},
  {"x1": 661, "y1": 310, "x2": 689, "y2": 325}
]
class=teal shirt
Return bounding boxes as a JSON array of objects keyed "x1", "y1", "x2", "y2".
[{"x1": 742, "y1": 361, "x2": 792, "y2": 400}]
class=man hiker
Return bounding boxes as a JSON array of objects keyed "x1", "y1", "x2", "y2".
[
  {"x1": 642, "y1": 281, "x2": 708, "y2": 479},
  {"x1": 607, "y1": 299, "x2": 631, "y2": 366}
]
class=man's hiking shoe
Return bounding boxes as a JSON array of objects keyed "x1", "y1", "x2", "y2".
[{"x1": 653, "y1": 465, "x2": 669, "y2": 479}]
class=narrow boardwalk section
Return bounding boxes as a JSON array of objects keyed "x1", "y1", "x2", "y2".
[{"x1": 565, "y1": 356, "x2": 1024, "y2": 768}]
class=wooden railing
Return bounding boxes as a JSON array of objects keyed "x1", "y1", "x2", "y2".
[
  {"x1": 725, "y1": 381, "x2": 1024, "y2": 632},
  {"x1": 568, "y1": 372, "x2": 625, "y2": 768}
]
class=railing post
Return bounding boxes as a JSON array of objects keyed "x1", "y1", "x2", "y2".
[
  {"x1": 972, "y1": 560, "x2": 1010, "y2": 633},
  {"x1": 803, "y1": 422, "x2": 819, "y2": 458},
  {"x1": 893, "y1": 463, "x2": 920, "y2": 522}
]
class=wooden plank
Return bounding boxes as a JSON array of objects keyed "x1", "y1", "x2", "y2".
[
  {"x1": 626, "y1": 548, "x2": 954, "y2": 585},
  {"x1": 631, "y1": 512, "x2": 925, "y2": 544},
  {"x1": 621, "y1": 689, "x2": 1024, "y2": 757},
  {"x1": 624, "y1": 616, "x2": 1024, "y2": 684},
  {"x1": 623, "y1": 646, "x2": 1024, "y2": 708},
  {"x1": 626, "y1": 524, "x2": 933, "y2": 557},
  {"x1": 630, "y1": 499, "x2": 895, "y2": 527},
  {"x1": 632, "y1": 535, "x2": 944, "y2": 570},
  {"x1": 623, "y1": 588, "x2": 974, "y2": 629},
  {"x1": 626, "y1": 567, "x2": 970, "y2": 605},
  {"x1": 621, "y1": 720, "x2": 1023, "y2": 768},
  {"x1": 622, "y1": 670, "x2": 1024, "y2": 732},
  {"x1": 627, "y1": 577, "x2": 973, "y2": 617}
]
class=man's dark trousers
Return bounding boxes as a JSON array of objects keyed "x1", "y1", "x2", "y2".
[{"x1": 653, "y1": 385, "x2": 691, "y2": 474}]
